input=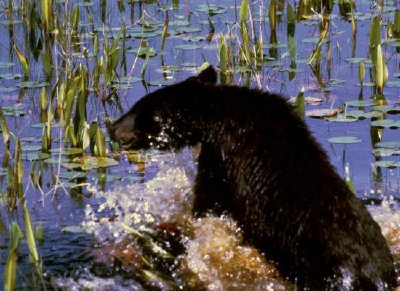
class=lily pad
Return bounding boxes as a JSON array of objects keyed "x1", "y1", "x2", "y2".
[
  {"x1": 327, "y1": 136, "x2": 362, "y2": 144},
  {"x1": 0, "y1": 86, "x2": 18, "y2": 93},
  {"x1": 374, "y1": 160, "x2": 400, "y2": 169},
  {"x1": 196, "y1": 4, "x2": 226, "y2": 15},
  {"x1": 345, "y1": 100, "x2": 376, "y2": 107},
  {"x1": 326, "y1": 114, "x2": 358, "y2": 123},
  {"x1": 70, "y1": 156, "x2": 119, "y2": 170},
  {"x1": 344, "y1": 57, "x2": 367, "y2": 64},
  {"x1": 375, "y1": 141, "x2": 400, "y2": 149},
  {"x1": 147, "y1": 79, "x2": 175, "y2": 86},
  {"x1": 176, "y1": 27, "x2": 202, "y2": 33},
  {"x1": 374, "y1": 105, "x2": 400, "y2": 114},
  {"x1": 306, "y1": 108, "x2": 341, "y2": 119},
  {"x1": 345, "y1": 110, "x2": 381, "y2": 119},
  {"x1": 59, "y1": 171, "x2": 87, "y2": 180},
  {"x1": 17, "y1": 81, "x2": 49, "y2": 89},
  {"x1": 127, "y1": 47, "x2": 157, "y2": 58},
  {"x1": 22, "y1": 152, "x2": 50, "y2": 161},
  {"x1": 370, "y1": 119, "x2": 400, "y2": 129},
  {"x1": 0, "y1": 62, "x2": 15, "y2": 69},
  {"x1": 50, "y1": 148, "x2": 85, "y2": 155},
  {"x1": 373, "y1": 148, "x2": 400, "y2": 157},
  {"x1": 175, "y1": 44, "x2": 202, "y2": 50}
]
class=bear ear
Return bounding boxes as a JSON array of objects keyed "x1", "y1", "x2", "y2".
[{"x1": 196, "y1": 65, "x2": 217, "y2": 84}]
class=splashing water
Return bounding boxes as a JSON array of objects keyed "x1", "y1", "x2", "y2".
[{"x1": 57, "y1": 149, "x2": 400, "y2": 290}]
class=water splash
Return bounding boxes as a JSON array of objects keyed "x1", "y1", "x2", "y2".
[{"x1": 59, "y1": 150, "x2": 400, "y2": 290}]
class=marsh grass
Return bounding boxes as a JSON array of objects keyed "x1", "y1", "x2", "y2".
[{"x1": 0, "y1": 0, "x2": 399, "y2": 288}]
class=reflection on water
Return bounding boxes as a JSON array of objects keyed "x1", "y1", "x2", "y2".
[{"x1": 54, "y1": 150, "x2": 400, "y2": 290}]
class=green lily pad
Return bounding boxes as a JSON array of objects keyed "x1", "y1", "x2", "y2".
[
  {"x1": 326, "y1": 115, "x2": 358, "y2": 122},
  {"x1": 374, "y1": 160, "x2": 399, "y2": 169},
  {"x1": 345, "y1": 110, "x2": 381, "y2": 119},
  {"x1": 375, "y1": 141, "x2": 400, "y2": 149},
  {"x1": 196, "y1": 4, "x2": 226, "y2": 15},
  {"x1": 44, "y1": 157, "x2": 70, "y2": 164},
  {"x1": 386, "y1": 80, "x2": 400, "y2": 87},
  {"x1": 0, "y1": 87, "x2": 17, "y2": 93},
  {"x1": 18, "y1": 81, "x2": 49, "y2": 89},
  {"x1": 373, "y1": 148, "x2": 400, "y2": 157},
  {"x1": 371, "y1": 119, "x2": 400, "y2": 129},
  {"x1": 1, "y1": 104, "x2": 26, "y2": 117},
  {"x1": 374, "y1": 105, "x2": 400, "y2": 114},
  {"x1": 176, "y1": 27, "x2": 202, "y2": 33},
  {"x1": 0, "y1": 62, "x2": 15, "y2": 69},
  {"x1": 50, "y1": 148, "x2": 85, "y2": 155},
  {"x1": 345, "y1": 100, "x2": 376, "y2": 107},
  {"x1": 175, "y1": 44, "x2": 202, "y2": 50},
  {"x1": 344, "y1": 57, "x2": 367, "y2": 64},
  {"x1": 70, "y1": 156, "x2": 119, "y2": 170},
  {"x1": 22, "y1": 145, "x2": 42, "y2": 152},
  {"x1": 147, "y1": 79, "x2": 175, "y2": 86},
  {"x1": 127, "y1": 47, "x2": 157, "y2": 58},
  {"x1": 0, "y1": 73, "x2": 22, "y2": 80},
  {"x1": 59, "y1": 171, "x2": 87, "y2": 180},
  {"x1": 61, "y1": 225, "x2": 88, "y2": 233},
  {"x1": 327, "y1": 136, "x2": 362, "y2": 144},
  {"x1": 22, "y1": 152, "x2": 50, "y2": 161},
  {"x1": 306, "y1": 108, "x2": 340, "y2": 118},
  {"x1": 93, "y1": 172, "x2": 122, "y2": 182}
]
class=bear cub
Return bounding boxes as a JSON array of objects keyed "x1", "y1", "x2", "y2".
[{"x1": 109, "y1": 66, "x2": 396, "y2": 290}]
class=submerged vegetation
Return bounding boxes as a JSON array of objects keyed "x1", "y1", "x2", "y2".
[{"x1": 0, "y1": 0, "x2": 399, "y2": 289}]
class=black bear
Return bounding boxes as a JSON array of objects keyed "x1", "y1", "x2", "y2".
[{"x1": 109, "y1": 66, "x2": 396, "y2": 290}]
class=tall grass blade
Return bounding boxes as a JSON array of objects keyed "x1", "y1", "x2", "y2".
[
  {"x1": 376, "y1": 44, "x2": 388, "y2": 93},
  {"x1": 0, "y1": 109, "x2": 10, "y2": 145},
  {"x1": 5, "y1": 222, "x2": 23, "y2": 291},
  {"x1": 240, "y1": 0, "x2": 249, "y2": 22},
  {"x1": 23, "y1": 202, "x2": 40, "y2": 263},
  {"x1": 369, "y1": 16, "x2": 381, "y2": 66},
  {"x1": 41, "y1": 0, "x2": 53, "y2": 36},
  {"x1": 13, "y1": 44, "x2": 29, "y2": 78}
]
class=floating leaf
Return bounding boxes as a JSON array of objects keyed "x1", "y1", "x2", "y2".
[
  {"x1": 345, "y1": 57, "x2": 367, "y2": 64},
  {"x1": 373, "y1": 148, "x2": 400, "y2": 157},
  {"x1": 345, "y1": 110, "x2": 381, "y2": 119},
  {"x1": 374, "y1": 160, "x2": 399, "y2": 169},
  {"x1": 61, "y1": 226, "x2": 88, "y2": 233},
  {"x1": 345, "y1": 100, "x2": 376, "y2": 107},
  {"x1": 175, "y1": 44, "x2": 202, "y2": 50},
  {"x1": 17, "y1": 81, "x2": 49, "y2": 89},
  {"x1": 328, "y1": 136, "x2": 362, "y2": 144},
  {"x1": 371, "y1": 119, "x2": 400, "y2": 129},
  {"x1": 59, "y1": 171, "x2": 87, "y2": 180},
  {"x1": 70, "y1": 156, "x2": 119, "y2": 170},
  {"x1": 306, "y1": 108, "x2": 341, "y2": 119},
  {"x1": 196, "y1": 4, "x2": 226, "y2": 15},
  {"x1": 373, "y1": 105, "x2": 400, "y2": 114},
  {"x1": 326, "y1": 114, "x2": 358, "y2": 123},
  {"x1": 375, "y1": 140, "x2": 400, "y2": 149},
  {"x1": 147, "y1": 79, "x2": 175, "y2": 86}
]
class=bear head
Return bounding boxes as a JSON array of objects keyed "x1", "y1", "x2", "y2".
[{"x1": 108, "y1": 66, "x2": 218, "y2": 150}]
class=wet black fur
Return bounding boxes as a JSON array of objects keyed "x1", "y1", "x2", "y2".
[{"x1": 109, "y1": 66, "x2": 396, "y2": 290}]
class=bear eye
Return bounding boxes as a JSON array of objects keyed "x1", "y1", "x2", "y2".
[{"x1": 154, "y1": 116, "x2": 160, "y2": 122}]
